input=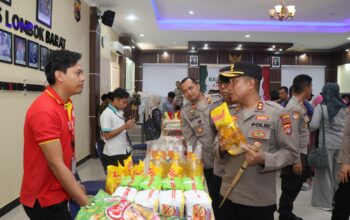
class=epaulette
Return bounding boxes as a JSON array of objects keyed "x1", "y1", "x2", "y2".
[
  {"x1": 207, "y1": 93, "x2": 222, "y2": 105},
  {"x1": 265, "y1": 101, "x2": 284, "y2": 110}
]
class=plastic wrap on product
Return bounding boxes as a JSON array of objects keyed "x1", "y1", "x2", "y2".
[
  {"x1": 162, "y1": 177, "x2": 183, "y2": 190},
  {"x1": 112, "y1": 186, "x2": 137, "y2": 202},
  {"x1": 139, "y1": 175, "x2": 162, "y2": 190},
  {"x1": 158, "y1": 190, "x2": 184, "y2": 218},
  {"x1": 119, "y1": 175, "x2": 143, "y2": 190},
  {"x1": 182, "y1": 176, "x2": 205, "y2": 191},
  {"x1": 184, "y1": 190, "x2": 212, "y2": 220},
  {"x1": 134, "y1": 189, "x2": 160, "y2": 211}
]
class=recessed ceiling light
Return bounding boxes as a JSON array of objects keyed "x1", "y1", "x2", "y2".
[
  {"x1": 189, "y1": 10, "x2": 194, "y2": 15},
  {"x1": 346, "y1": 49, "x2": 349, "y2": 52},
  {"x1": 131, "y1": 46, "x2": 135, "y2": 49},
  {"x1": 125, "y1": 14, "x2": 137, "y2": 21},
  {"x1": 268, "y1": 48, "x2": 274, "y2": 51},
  {"x1": 272, "y1": 45, "x2": 276, "y2": 48},
  {"x1": 191, "y1": 47, "x2": 195, "y2": 50},
  {"x1": 235, "y1": 47, "x2": 242, "y2": 50},
  {"x1": 204, "y1": 44, "x2": 208, "y2": 47},
  {"x1": 139, "y1": 34, "x2": 144, "y2": 37},
  {"x1": 279, "y1": 48, "x2": 283, "y2": 51},
  {"x1": 300, "y1": 53, "x2": 307, "y2": 57},
  {"x1": 245, "y1": 34, "x2": 250, "y2": 38},
  {"x1": 163, "y1": 51, "x2": 168, "y2": 56},
  {"x1": 238, "y1": 44, "x2": 242, "y2": 47},
  {"x1": 347, "y1": 37, "x2": 350, "y2": 40}
]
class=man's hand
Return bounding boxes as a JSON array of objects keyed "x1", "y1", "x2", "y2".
[
  {"x1": 293, "y1": 162, "x2": 302, "y2": 175},
  {"x1": 339, "y1": 164, "x2": 350, "y2": 183},
  {"x1": 124, "y1": 118, "x2": 135, "y2": 130},
  {"x1": 241, "y1": 143, "x2": 264, "y2": 166}
]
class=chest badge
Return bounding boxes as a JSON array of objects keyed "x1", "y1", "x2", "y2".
[
  {"x1": 251, "y1": 130, "x2": 266, "y2": 139},
  {"x1": 196, "y1": 127, "x2": 204, "y2": 134}
]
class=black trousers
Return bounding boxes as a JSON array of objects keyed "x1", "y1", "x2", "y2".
[
  {"x1": 332, "y1": 181, "x2": 350, "y2": 220},
  {"x1": 212, "y1": 174, "x2": 223, "y2": 219},
  {"x1": 23, "y1": 200, "x2": 72, "y2": 220},
  {"x1": 220, "y1": 199, "x2": 276, "y2": 220},
  {"x1": 102, "y1": 153, "x2": 130, "y2": 171},
  {"x1": 203, "y1": 168, "x2": 215, "y2": 201},
  {"x1": 278, "y1": 154, "x2": 307, "y2": 220}
]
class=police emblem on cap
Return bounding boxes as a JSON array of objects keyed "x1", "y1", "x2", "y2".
[{"x1": 230, "y1": 64, "x2": 235, "y2": 72}]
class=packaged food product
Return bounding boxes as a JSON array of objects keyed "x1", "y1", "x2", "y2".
[
  {"x1": 123, "y1": 156, "x2": 134, "y2": 176},
  {"x1": 185, "y1": 154, "x2": 203, "y2": 178},
  {"x1": 184, "y1": 190, "x2": 212, "y2": 220},
  {"x1": 119, "y1": 175, "x2": 143, "y2": 190},
  {"x1": 210, "y1": 102, "x2": 246, "y2": 155},
  {"x1": 162, "y1": 177, "x2": 183, "y2": 190},
  {"x1": 182, "y1": 176, "x2": 205, "y2": 191},
  {"x1": 132, "y1": 160, "x2": 145, "y2": 176},
  {"x1": 139, "y1": 176, "x2": 162, "y2": 190},
  {"x1": 158, "y1": 190, "x2": 185, "y2": 218},
  {"x1": 112, "y1": 186, "x2": 138, "y2": 202},
  {"x1": 105, "y1": 164, "x2": 124, "y2": 195},
  {"x1": 134, "y1": 190, "x2": 160, "y2": 211}
]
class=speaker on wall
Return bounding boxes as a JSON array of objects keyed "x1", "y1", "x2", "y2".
[{"x1": 102, "y1": 10, "x2": 115, "y2": 27}]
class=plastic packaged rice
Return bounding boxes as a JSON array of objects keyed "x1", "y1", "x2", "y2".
[
  {"x1": 158, "y1": 190, "x2": 185, "y2": 218},
  {"x1": 112, "y1": 186, "x2": 138, "y2": 202},
  {"x1": 184, "y1": 190, "x2": 212, "y2": 220},
  {"x1": 134, "y1": 190, "x2": 160, "y2": 211}
]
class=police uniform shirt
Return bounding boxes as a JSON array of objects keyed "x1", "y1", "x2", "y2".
[
  {"x1": 219, "y1": 100, "x2": 299, "y2": 206},
  {"x1": 181, "y1": 93, "x2": 221, "y2": 169},
  {"x1": 285, "y1": 95, "x2": 310, "y2": 155},
  {"x1": 338, "y1": 113, "x2": 350, "y2": 164}
]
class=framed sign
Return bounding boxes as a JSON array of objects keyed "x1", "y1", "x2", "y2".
[
  {"x1": 0, "y1": 0, "x2": 11, "y2": 6},
  {"x1": 271, "y1": 56, "x2": 281, "y2": 68},
  {"x1": 0, "y1": 29, "x2": 12, "y2": 63},
  {"x1": 36, "y1": 0, "x2": 52, "y2": 28},
  {"x1": 28, "y1": 40, "x2": 39, "y2": 69},
  {"x1": 14, "y1": 35, "x2": 27, "y2": 66},
  {"x1": 40, "y1": 45, "x2": 49, "y2": 71},
  {"x1": 189, "y1": 55, "x2": 198, "y2": 67}
]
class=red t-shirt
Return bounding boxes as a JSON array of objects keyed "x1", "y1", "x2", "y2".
[{"x1": 20, "y1": 86, "x2": 75, "y2": 208}]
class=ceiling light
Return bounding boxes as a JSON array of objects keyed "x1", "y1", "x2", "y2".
[
  {"x1": 204, "y1": 44, "x2": 208, "y2": 47},
  {"x1": 163, "y1": 51, "x2": 168, "y2": 56},
  {"x1": 279, "y1": 48, "x2": 283, "y2": 51},
  {"x1": 269, "y1": 1, "x2": 296, "y2": 21},
  {"x1": 300, "y1": 53, "x2": 307, "y2": 57},
  {"x1": 235, "y1": 47, "x2": 242, "y2": 50},
  {"x1": 347, "y1": 37, "x2": 350, "y2": 40},
  {"x1": 139, "y1": 34, "x2": 144, "y2": 37},
  {"x1": 272, "y1": 45, "x2": 276, "y2": 48},
  {"x1": 245, "y1": 34, "x2": 250, "y2": 38},
  {"x1": 191, "y1": 47, "x2": 195, "y2": 50},
  {"x1": 268, "y1": 48, "x2": 274, "y2": 51},
  {"x1": 125, "y1": 14, "x2": 137, "y2": 21},
  {"x1": 189, "y1": 10, "x2": 194, "y2": 15},
  {"x1": 131, "y1": 46, "x2": 135, "y2": 49},
  {"x1": 238, "y1": 44, "x2": 242, "y2": 47},
  {"x1": 346, "y1": 49, "x2": 349, "y2": 52}
]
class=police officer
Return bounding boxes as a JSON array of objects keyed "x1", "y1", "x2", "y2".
[
  {"x1": 332, "y1": 113, "x2": 350, "y2": 220},
  {"x1": 210, "y1": 73, "x2": 238, "y2": 219},
  {"x1": 180, "y1": 76, "x2": 221, "y2": 203},
  {"x1": 278, "y1": 74, "x2": 312, "y2": 220},
  {"x1": 217, "y1": 62, "x2": 299, "y2": 220}
]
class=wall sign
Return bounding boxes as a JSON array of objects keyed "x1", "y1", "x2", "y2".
[{"x1": 0, "y1": 6, "x2": 66, "y2": 49}]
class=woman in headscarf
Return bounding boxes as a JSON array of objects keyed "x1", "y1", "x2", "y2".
[
  {"x1": 144, "y1": 94, "x2": 162, "y2": 141},
  {"x1": 310, "y1": 83, "x2": 349, "y2": 210}
]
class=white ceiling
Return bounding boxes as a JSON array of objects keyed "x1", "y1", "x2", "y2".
[{"x1": 84, "y1": 0, "x2": 350, "y2": 50}]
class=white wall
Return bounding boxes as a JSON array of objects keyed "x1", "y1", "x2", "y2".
[
  {"x1": 0, "y1": 0, "x2": 90, "y2": 208},
  {"x1": 142, "y1": 64, "x2": 187, "y2": 96},
  {"x1": 281, "y1": 65, "x2": 326, "y2": 96},
  {"x1": 337, "y1": 63, "x2": 350, "y2": 93}
]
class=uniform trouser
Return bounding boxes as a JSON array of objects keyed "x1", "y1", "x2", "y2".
[
  {"x1": 278, "y1": 154, "x2": 307, "y2": 220},
  {"x1": 203, "y1": 169, "x2": 215, "y2": 202},
  {"x1": 212, "y1": 174, "x2": 223, "y2": 219},
  {"x1": 220, "y1": 199, "x2": 276, "y2": 220},
  {"x1": 332, "y1": 181, "x2": 350, "y2": 220},
  {"x1": 23, "y1": 200, "x2": 72, "y2": 220}
]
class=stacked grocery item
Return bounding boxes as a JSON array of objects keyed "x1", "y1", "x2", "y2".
[
  {"x1": 161, "y1": 112, "x2": 182, "y2": 136},
  {"x1": 76, "y1": 138, "x2": 213, "y2": 220}
]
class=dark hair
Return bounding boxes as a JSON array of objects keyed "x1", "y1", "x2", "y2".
[
  {"x1": 218, "y1": 75, "x2": 230, "y2": 83},
  {"x1": 180, "y1": 77, "x2": 197, "y2": 85},
  {"x1": 101, "y1": 94, "x2": 109, "y2": 101},
  {"x1": 110, "y1": 88, "x2": 130, "y2": 100},
  {"x1": 270, "y1": 90, "x2": 279, "y2": 101},
  {"x1": 45, "y1": 50, "x2": 82, "y2": 85},
  {"x1": 168, "y1": 91, "x2": 175, "y2": 98},
  {"x1": 293, "y1": 74, "x2": 312, "y2": 94},
  {"x1": 279, "y1": 86, "x2": 288, "y2": 94}
]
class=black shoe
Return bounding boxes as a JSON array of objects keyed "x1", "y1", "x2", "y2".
[{"x1": 291, "y1": 213, "x2": 303, "y2": 220}]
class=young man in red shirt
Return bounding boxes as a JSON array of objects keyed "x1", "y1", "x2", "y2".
[{"x1": 20, "y1": 50, "x2": 89, "y2": 219}]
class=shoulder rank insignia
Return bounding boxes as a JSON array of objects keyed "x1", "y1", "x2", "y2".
[
  {"x1": 206, "y1": 97, "x2": 212, "y2": 105},
  {"x1": 257, "y1": 101, "x2": 264, "y2": 111},
  {"x1": 280, "y1": 113, "x2": 292, "y2": 135},
  {"x1": 292, "y1": 111, "x2": 300, "y2": 120}
]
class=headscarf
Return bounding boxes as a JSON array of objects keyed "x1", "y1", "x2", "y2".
[
  {"x1": 321, "y1": 83, "x2": 347, "y2": 123},
  {"x1": 144, "y1": 94, "x2": 161, "y2": 121}
]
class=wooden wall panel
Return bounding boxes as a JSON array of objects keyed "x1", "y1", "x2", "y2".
[
  {"x1": 159, "y1": 53, "x2": 172, "y2": 63},
  {"x1": 188, "y1": 67, "x2": 200, "y2": 80},
  {"x1": 325, "y1": 66, "x2": 337, "y2": 83},
  {"x1": 254, "y1": 53, "x2": 270, "y2": 65},
  {"x1": 281, "y1": 55, "x2": 296, "y2": 65},
  {"x1": 140, "y1": 52, "x2": 157, "y2": 63},
  {"x1": 174, "y1": 53, "x2": 190, "y2": 63},
  {"x1": 198, "y1": 53, "x2": 217, "y2": 64},
  {"x1": 270, "y1": 68, "x2": 281, "y2": 82}
]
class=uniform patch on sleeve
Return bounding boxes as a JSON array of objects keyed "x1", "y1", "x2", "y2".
[
  {"x1": 292, "y1": 111, "x2": 300, "y2": 120},
  {"x1": 280, "y1": 113, "x2": 292, "y2": 135}
]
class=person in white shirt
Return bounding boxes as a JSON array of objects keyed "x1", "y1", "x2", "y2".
[{"x1": 100, "y1": 88, "x2": 135, "y2": 170}]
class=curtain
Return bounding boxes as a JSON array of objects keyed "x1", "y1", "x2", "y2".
[{"x1": 261, "y1": 66, "x2": 270, "y2": 100}]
